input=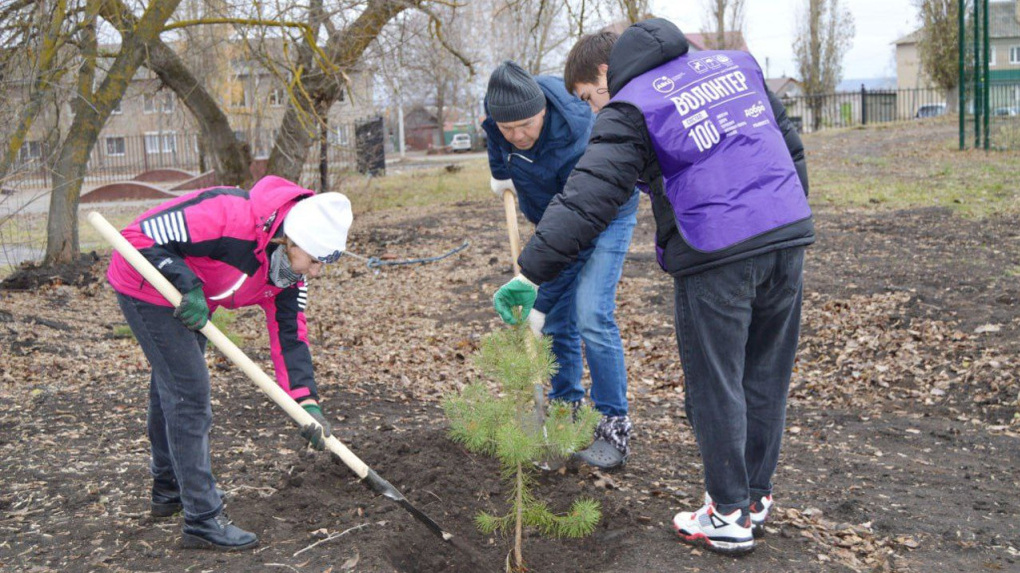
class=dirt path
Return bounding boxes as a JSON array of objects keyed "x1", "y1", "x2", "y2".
[{"x1": 1, "y1": 197, "x2": 1018, "y2": 572}]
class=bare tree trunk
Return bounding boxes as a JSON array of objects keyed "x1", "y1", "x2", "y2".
[
  {"x1": 45, "y1": 0, "x2": 184, "y2": 264},
  {"x1": 100, "y1": 0, "x2": 251, "y2": 186},
  {"x1": 0, "y1": 0, "x2": 69, "y2": 181},
  {"x1": 268, "y1": 0, "x2": 412, "y2": 182},
  {"x1": 145, "y1": 41, "x2": 252, "y2": 185}
]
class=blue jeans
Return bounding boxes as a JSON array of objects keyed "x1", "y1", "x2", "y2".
[
  {"x1": 537, "y1": 190, "x2": 639, "y2": 417},
  {"x1": 673, "y1": 247, "x2": 805, "y2": 516},
  {"x1": 117, "y1": 293, "x2": 223, "y2": 522}
]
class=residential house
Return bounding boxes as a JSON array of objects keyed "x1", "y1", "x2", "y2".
[
  {"x1": 8, "y1": 36, "x2": 376, "y2": 183},
  {"x1": 403, "y1": 105, "x2": 440, "y2": 151},
  {"x1": 766, "y1": 76, "x2": 802, "y2": 100},
  {"x1": 895, "y1": 1, "x2": 1020, "y2": 112}
]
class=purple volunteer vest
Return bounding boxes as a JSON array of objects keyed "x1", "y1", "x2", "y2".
[{"x1": 613, "y1": 50, "x2": 811, "y2": 253}]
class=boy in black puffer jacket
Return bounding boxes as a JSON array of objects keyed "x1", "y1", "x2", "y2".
[{"x1": 492, "y1": 19, "x2": 814, "y2": 555}]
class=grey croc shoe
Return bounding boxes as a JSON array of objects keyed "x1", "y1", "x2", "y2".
[
  {"x1": 573, "y1": 438, "x2": 626, "y2": 469},
  {"x1": 573, "y1": 415, "x2": 631, "y2": 470}
]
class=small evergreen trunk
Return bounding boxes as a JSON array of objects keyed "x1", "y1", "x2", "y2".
[{"x1": 444, "y1": 324, "x2": 602, "y2": 571}]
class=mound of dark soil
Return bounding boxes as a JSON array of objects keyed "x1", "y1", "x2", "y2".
[{"x1": 1, "y1": 251, "x2": 102, "y2": 290}]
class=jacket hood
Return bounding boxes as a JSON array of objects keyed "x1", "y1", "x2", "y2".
[
  {"x1": 248, "y1": 175, "x2": 316, "y2": 238},
  {"x1": 534, "y1": 75, "x2": 592, "y2": 143},
  {"x1": 607, "y1": 18, "x2": 690, "y2": 97}
]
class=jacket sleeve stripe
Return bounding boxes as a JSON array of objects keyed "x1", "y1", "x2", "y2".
[
  {"x1": 142, "y1": 211, "x2": 192, "y2": 246},
  {"x1": 177, "y1": 211, "x2": 189, "y2": 241}
]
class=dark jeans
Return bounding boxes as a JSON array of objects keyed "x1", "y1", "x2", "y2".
[
  {"x1": 673, "y1": 247, "x2": 805, "y2": 516},
  {"x1": 117, "y1": 293, "x2": 223, "y2": 522}
]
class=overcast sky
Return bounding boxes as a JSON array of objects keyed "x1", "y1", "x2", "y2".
[{"x1": 652, "y1": 0, "x2": 921, "y2": 80}]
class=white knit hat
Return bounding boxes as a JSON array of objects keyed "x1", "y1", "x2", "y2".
[{"x1": 283, "y1": 193, "x2": 353, "y2": 264}]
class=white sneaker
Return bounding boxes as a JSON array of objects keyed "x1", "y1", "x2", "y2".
[
  {"x1": 704, "y1": 492, "x2": 774, "y2": 538},
  {"x1": 672, "y1": 502, "x2": 754, "y2": 555},
  {"x1": 749, "y1": 494, "x2": 774, "y2": 538}
]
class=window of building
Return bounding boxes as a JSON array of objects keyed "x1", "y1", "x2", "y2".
[
  {"x1": 1011, "y1": 46, "x2": 1020, "y2": 65},
  {"x1": 106, "y1": 136, "x2": 126, "y2": 156},
  {"x1": 162, "y1": 132, "x2": 177, "y2": 153},
  {"x1": 145, "y1": 132, "x2": 177, "y2": 154},
  {"x1": 144, "y1": 93, "x2": 174, "y2": 114},
  {"x1": 230, "y1": 81, "x2": 249, "y2": 108},
  {"x1": 269, "y1": 88, "x2": 285, "y2": 107},
  {"x1": 19, "y1": 141, "x2": 42, "y2": 162},
  {"x1": 990, "y1": 46, "x2": 997, "y2": 67}
]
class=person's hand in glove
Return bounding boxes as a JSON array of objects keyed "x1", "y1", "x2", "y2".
[
  {"x1": 299, "y1": 402, "x2": 331, "y2": 450},
  {"x1": 174, "y1": 286, "x2": 209, "y2": 330},
  {"x1": 493, "y1": 275, "x2": 538, "y2": 325},
  {"x1": 491, "y1": 177, "x2": 516, "y2": 199}
]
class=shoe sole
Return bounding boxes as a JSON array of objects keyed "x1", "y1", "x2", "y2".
[
  {"x1": 672, "y1": 522, "x2": 755, "y2": 556},
  {"x1": 180, "y1": 533, "x2": 258, "y2": 551}
]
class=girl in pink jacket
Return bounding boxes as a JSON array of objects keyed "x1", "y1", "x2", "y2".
[{"x1": 108, "y1": 176, "x2": 352, "y2": 550}]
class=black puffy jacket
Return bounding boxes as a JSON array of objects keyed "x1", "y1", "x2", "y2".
[{"x1": 518, "y1": 18, "x2": 814, "y2": 284}]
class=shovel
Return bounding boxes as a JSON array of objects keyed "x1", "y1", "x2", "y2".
[{"x1": 88, "y1": 211, "x2": 488, "y2": 566}]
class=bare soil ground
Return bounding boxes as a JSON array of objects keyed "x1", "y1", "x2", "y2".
[{"x1": 1, "y1": 121, "x2": 1019, "y2": 572}]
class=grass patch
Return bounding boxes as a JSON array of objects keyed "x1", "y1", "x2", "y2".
[
  {"x1": 806, "y1": 119, "x2": 1020, "y2": 218},
  {"x1": 210, "y1": 308, "x2": 243, "y2": 346},
  {"x1": 338, "y1": 159, "x2": 490, "y2": 213}
]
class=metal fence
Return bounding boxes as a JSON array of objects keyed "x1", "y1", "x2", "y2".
[
  {"x1": 780, "y1": 86, "x2": 959, "y2": 133},
  {"x1": 4, "y1": 119, "x2": 380, "y2": 193},
  {"x1": 958, "y1": 0, "x2": 1020, "y2": 151}
]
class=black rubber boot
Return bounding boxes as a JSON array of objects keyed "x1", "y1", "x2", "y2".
[
  {"x1": 181, "y1": 513, "x2": 258, "y2": 551},
  {"x1": 151, "y1": 485, "x2": 226, "y2": 518}
]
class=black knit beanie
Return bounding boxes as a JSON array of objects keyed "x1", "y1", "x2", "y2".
[{"x1": 486, "y1": 60, "x2": 546, "y2": 123}]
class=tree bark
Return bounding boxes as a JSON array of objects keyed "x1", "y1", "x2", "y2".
[
  {"x1": 100, "y1": 0, "x2": 252, "y2": 186},
  {"x1": 144, "y1": 40, "x2": 252, "y2": 185},
  {"x1": 267, "y1": 0, "x2": 413, "y2": 182},
  {"x1": 0, "y1": 0, "x2": 69, "y2": 182},
  {"x1": 45, "y1": 0, "x2": 184, "y2": 264}
]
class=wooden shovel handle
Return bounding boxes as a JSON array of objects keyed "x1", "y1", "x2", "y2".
[{"x1": 502, "y1": 190, "x2": 521, "y2": 275}]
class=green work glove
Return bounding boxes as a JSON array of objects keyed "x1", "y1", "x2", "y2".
[
  {"x1": 493, "y1": 275, "x2": 538, "y2": 325},
  {"x1": 299, "y1": 403, "x2": 332, "y2": 450},
  {"x1": 174, "y1": 287, "x2": 209, "y2": 330}
]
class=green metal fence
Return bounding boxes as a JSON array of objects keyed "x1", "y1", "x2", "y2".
[{"x1": 959, "y1": 0, "x2": 1020, "y2": 150}]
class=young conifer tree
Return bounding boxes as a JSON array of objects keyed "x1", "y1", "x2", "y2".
[{"x1": 445, "y1": 324, "x2": 601, "y2": 570}]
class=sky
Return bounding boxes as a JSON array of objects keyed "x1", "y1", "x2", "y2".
[{"x1": 652, "y1": 0, "x2": 921, "y2": 80}]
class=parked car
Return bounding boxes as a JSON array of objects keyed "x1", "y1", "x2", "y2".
[
  {"x1": 915, "y1": 103, "x2": 947, "y2": 119},
  {"x1": 449, "y1": 133, "x2": 472, "y2": 152},
  {"x1": 992, "y1": 106, "x2": 1019, "y2": 117}
]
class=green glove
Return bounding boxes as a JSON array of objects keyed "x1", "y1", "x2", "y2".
[
  {"x1": 299, "y1": 403, "x2": 332, "y2": 450},
  {"x1": 493, "y1": 275, "x2": 538, "y2": 325},
  {"x1": 174, "y1": 287, "x2": 209, "y2": 330}
]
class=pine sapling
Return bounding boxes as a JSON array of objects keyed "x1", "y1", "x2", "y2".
[{"x1": 444, "y1": 324, "x2": 601, "y2": 571}]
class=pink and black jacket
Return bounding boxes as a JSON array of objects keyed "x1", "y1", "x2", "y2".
[{"x1": 108, "y1": 176, "x2": 321, "y2": 403}]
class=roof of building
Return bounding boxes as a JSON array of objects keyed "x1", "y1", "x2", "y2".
[
  {"x1": 893, "y1": 29, "x2": 922, "y2": 45},
  {"x1": 765, "y1": 76, "x2": 800, "y2": 93}
]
